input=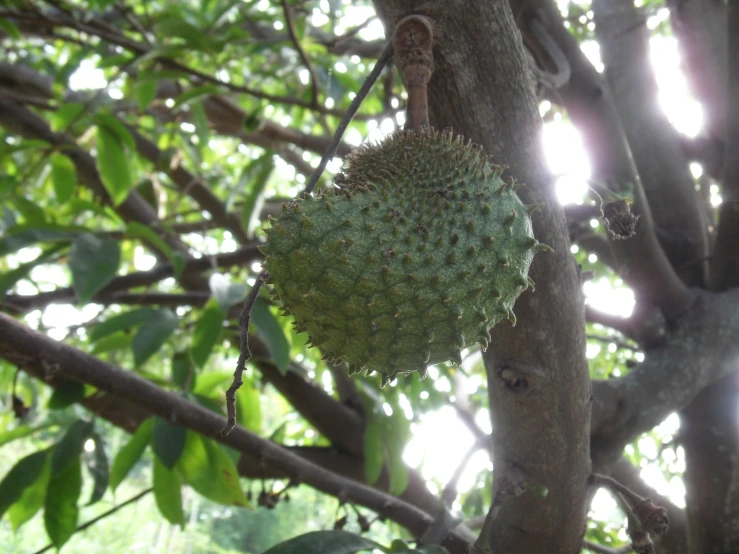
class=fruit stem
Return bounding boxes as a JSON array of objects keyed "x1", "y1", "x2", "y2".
[{"x1": 392, "y1": 15, "x2": 435, "y2": 131}]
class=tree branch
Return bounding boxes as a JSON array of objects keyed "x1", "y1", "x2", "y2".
[
  {"x1": 590, "y1": 289, "x2": 739, "y2": 467},
  {"x1": 591, "y1": 0, "x2": 709, "y2": 288},
  {"x1": 0, "y1": 313, "x2": 472, "y2": 554}
]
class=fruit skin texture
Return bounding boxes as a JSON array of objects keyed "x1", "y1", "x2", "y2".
[{"x1": 261, "y1": 129, "x2": 544, "y2": 384}]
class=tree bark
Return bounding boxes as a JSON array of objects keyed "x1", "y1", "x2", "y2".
[{"x1": 374, "y1": 2, "x2": 591, "y2": 552}]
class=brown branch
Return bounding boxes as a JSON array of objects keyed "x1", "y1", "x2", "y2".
[
  {"x1": 591, "y1": 288, "x2": 739, "y2": 466},
  {"x1": 513, "y1": 0, "x2": 697, "y2": 321},
  {"x1": 125, "y1": 125, "x2": 250, "y2": 245},
  {"x1": 0, "y1": 7, "x2": 391, "y2": 120},
  {"x1": 1, "y1": 243, "x2": 262, "y2": 313},
  {"x1": 709, "y1": 2, "x2": 739, "y2": 291},
  {"x1": 0, "y1": 313, "x2": 472, "y2": 554},
  {"x1": 221, "y1": 270, "x2": 268, "y2": 436},
  {"x1": 591, "y1": 0, "x2": 709, "y2": 288}
]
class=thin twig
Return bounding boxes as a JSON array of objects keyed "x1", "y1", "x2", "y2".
[
  {"x1": 31, "y1": 488, "x2": 153, "y2": 554},
  {"x1": 586, "y1": 334, "x2": 641, "y2": 353},
  {"x1": 220, "y1": 270, "x2": 269, "y2": 436},
  {"x1": 303, "y1": 41, "x2": 394, "y2": 195},
  {"x1": 442, "y1": 433, "x2": 490, "y2": 506},
  {"x1": 281, "y1": 0, "x2": 319, "y2": 108}
]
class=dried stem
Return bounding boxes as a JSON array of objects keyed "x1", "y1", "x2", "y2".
[
  {"x1": 392, "y1": 15, "x2": 434, "y2": 131},
  {"x1": 281, "y1": 0, "x2": 320, "y2": 107},
  {"x1": 220, "y1": 270, "x2": 269, "y2": 436}
]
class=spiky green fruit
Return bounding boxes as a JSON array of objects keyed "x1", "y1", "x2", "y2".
[{"x1": 262, "y1": 129, "x2": 543, "y2": 383}]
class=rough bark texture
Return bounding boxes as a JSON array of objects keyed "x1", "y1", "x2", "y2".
[
  {"x1": 681, "y1": 373, "x2": 739, "y2": 554},
  {"x1": 592, "y1": 0, "x2": 709, "y2": 287},
  {"x1": 373, "y1": 2, "x2": 591, "y2": 552}
]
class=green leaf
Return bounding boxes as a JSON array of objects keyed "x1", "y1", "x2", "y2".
[
  {"x1": 135, "y1": 80, "x2": 158, "y2": 111},
  {"x1": 0, "y1": 450, "x2": 49, "y2": 521},
  {"x1": 208, "y1": 273, "x2": 247, "y2": 311},
  {"x1": 68, "y1": 233, "x2": 121, "y2": 303},
  {"x1": 191, "y1": 301, "x2": 225, "y2": 368},
  {"x1": 0, "y1": 244, "x2": 65, "y2": 299},
  {"x1": 171, "y1": 352, "x2": 196, "y2": 390},
  {"x1": 363, "y1": 412, "x2": 384, "y2": 486},
  {"x1": 52, "y1": 419, "x2": 94, "y2": 474},
  {"x1": 85, "y1": 434, "x2": 109, "y2": 505},
  {"x1": 152, "y1": 417, "x2": 187, "y2": 469},
  {"x1": 89, "y1": 308, "x2": 159, "y2": 342},
  {"x1": 0, "y1": 423, "x2": 56, "y2": 448},
  {"x1": 52, "y1": 103, "x2": 86, "y2": 132},
  {"x1": 44, "y1": 456, "x2": 82, "y2": 549},
  {"x1": 236, "y1": 379, "x2": 262, "y2": 433},
  {"x1": 132, "y1": 309, "x2": 178, "y2": 367},
  {"x1": 7, "y1": 453, "x2": 51, "y2": 531},
  {"x1": 96, "y1": 124, "x2": 133, "y2": 205},
  {"x1": 0, "y1": 223, "x2": 82, "y2": 256},
  {"x1": 175, "y1": 432, "x2": 248, "y2": 507},
  {"x1": 50, "y1": 152, "x2": 77, "y2": 204},
  {"x1": 239, "y1": 153, "x2": 274, "y2": 235},
  {"x1": 262, "y1": 530, "x2": 381, "y2": 554},
  {"x1": 172, "y1": 84, "x2": 220, "y2": 108},
  {"x1": 387, "y1": 410, "x2": 410, "y2": 496},
  {"x1": 91, "y1": 332, "x2": 134, "y2": 355},
  {"x1": 110, "y1": 418, "x2": 154, "y2": 492},
  {"x1": 191, "y1": 370, "x2": 232, "y2": 396},
  {"x1": 250, "y1": 298, "x2": 290, "y2": 373},
  {"x1": 93, "y1": 113, "x2": 136, "y2": 150},
  {"x1": 0, "y1": 18, "x2": 21, "y2": 39},
  {"x1": 48, "y1": 381, "x2": 86, "y2": 410},
  {"x1": 153, "y1": 457, "x2": 185, "y2": 527}
]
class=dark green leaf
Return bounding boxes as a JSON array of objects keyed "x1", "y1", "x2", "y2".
[
  {"x1": 135, "y1": 80, "x2": 158, "y2": 111},
  {"x1": 69, "y1": 233, "x2": 121, "y2": 303},
  {"x1": 90, "y1": 308, "x2": 159, "y2": 342},
  {"x1": 176, "y1": 432, "x2": 248, "y2": 507},
  {"x1": 239, "y1": 153, "x2": 274, "y2": 235},
  {"x1": 171, "y1": 352, "x2": 196, "y2": 390},
  {"x1": 44, "y1": 457, "x2": 82, "y2": 549},
  {"x1": 250, "y1": 298, "x2": 290, "y2": 373},
  {"x1": 110, "y1": 418, "x2": 153, "y2": 491},
  {"x1": 262, "y1": 530, "x2": 381, "y2": 554},
  {"x1": 0, "y1": 18, "x2": 21, "y2": 39},
  {"x1": 7, "y1": 453, "x2": 51, "y2": 531},
  {"x1": 93, "y1": 113, "x2": 136, "y2": 150},
  {"x1": 0, "y1": 423, "x2": 56, "y2": 448},
  {"x1": 132, "y1": 309, "x2": 178, "y2": 367},
  {"x1": 52, "y1": 419, "x2": 94, "y2": 474},
  {"x1": 153, "y1": 456, "x2": 185, "y2": 527},
  {"x1": 0, "y1": 224, "x2": 81, "y2": 256},
  {"x1": 96, "y1": 124, "x2": 133, "y2": 205},
  {"x1": 191, "y1": 370, "x2": 232, "y2": 396},
  {"x1": 0, "y1": 450, "x2": 49, "y2": 520},
  {"x1": 50, "y1": 152, "x2": 77, "y2": 204},
  {"x1": 48, "y1": 381, "x2": 86, "y2": 410},
  {"x1": 191, "y1": 301, "x2": 225, "y2": 368},
  {"x1": 152, "y1": 417, "x2": 187, "y2": 469},
  {"x1": 52, "y1": 103, "x2": 86, "y2": 132},
  {"x1": 363, "y1": 412, "x2": 384, "y2": 486},
  {"x1": 13, "y1": 196, "x2": 46, "y2": 224},
  {"x1": 91, "y1": 332, "x2": 134, "y2": 354},
  {"x1": 85, "y1": 433, "x2": 109, "y2": 505}
]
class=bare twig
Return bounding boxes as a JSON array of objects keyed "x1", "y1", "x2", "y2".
[
  {"x1": 441, "y1": 433, "x2": 489, "y2": 506},
  {"x1": 221, "y1": 270, "x2": 269, "y2": 436},
  {"x1": 303, "y1": 41, "x2": 394, "y2": 195}
]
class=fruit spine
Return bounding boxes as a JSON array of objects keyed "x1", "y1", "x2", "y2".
[{"x1": 261, "y1": 128, "x2": 546, "y2": 384}]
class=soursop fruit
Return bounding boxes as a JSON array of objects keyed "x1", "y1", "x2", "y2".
[{"x1": 261, "y1": 129, "x2": 546, "y2": 384}]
